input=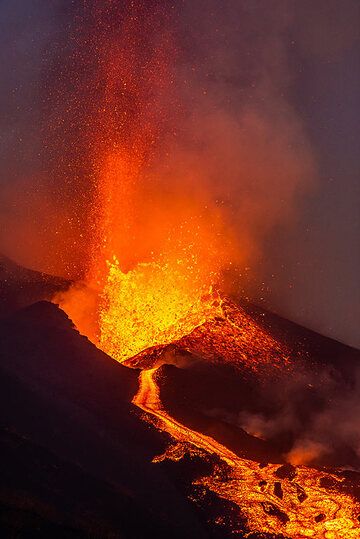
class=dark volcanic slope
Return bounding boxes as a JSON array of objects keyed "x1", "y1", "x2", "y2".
[
  {"x1": 241, "y1": 300, "x2": 360, "y2": 376},
  {"x1": 0, "y1": 254, "x2": 69, "y2": 318},
  {"x1": 0, "y1": 302, "x2": 208, "y2": 539},
  {"x1": 156, "y1": 304, "x2": 360, "y2": 470}
]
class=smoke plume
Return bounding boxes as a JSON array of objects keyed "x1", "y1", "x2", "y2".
[{"x1": 234, "y1": 360, "x2": 360, "y2": 467}]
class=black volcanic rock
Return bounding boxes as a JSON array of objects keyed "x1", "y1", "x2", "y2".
[
  {"x1": 0, "y1": 301, "x2": 139, "y2": 404},
  {"x1": 274, "y1": 464, "x2": 296, "y2": 480},
  {"x1": 0, "y1": 426, "x2": 186, "y2": 539},
  {"x1": 0, "y1": 301, "x2": 208, "y2": 539}
]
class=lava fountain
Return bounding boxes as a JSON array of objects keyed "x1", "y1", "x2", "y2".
[{"x1": 57, "y1": 0, "x2": 237, "y2": 361}]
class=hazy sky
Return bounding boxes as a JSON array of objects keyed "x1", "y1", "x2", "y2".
[
  {"x1": 0, "y1": 0, "x2": 359, "y2": 347},
  {"x1": 257, "y1": 1, "x2": 360, "y2": 347}
]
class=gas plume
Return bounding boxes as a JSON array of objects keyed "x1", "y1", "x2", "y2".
[{"x1": 222, "y1": 361, "x2": 360, "y2": 467}]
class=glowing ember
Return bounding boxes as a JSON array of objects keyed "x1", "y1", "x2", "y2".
[{"x1": 177, "y1": 297, "x2": 291, "y2": 370}]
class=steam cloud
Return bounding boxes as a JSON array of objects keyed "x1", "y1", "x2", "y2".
[{"x1": 213, "y1": 360, "x2": 360, "y2": 468}]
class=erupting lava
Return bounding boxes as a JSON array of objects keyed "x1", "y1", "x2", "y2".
[{"x1": 98, "y1": 257, "x2": 221, "y2": 362}]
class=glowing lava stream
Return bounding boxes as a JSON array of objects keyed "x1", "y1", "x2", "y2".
[
  {"x1": 133, "y1": 368, "x2": 360, "y2": 539},
  {"x1": 133, "y1": 368, "x2": 240, "y2": 467}
]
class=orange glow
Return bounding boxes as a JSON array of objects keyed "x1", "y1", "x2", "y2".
[
  {"x1": 287, "y1": 440, "x2": 328, "y2": 466},
  {"x1": 92, "y1": 147, "x2": 236, "y2": 360},
  {"x1": 59, "y1": 145, "x2": 236, "y2": 357},
  {"x1": 98, "y1": 257, "x2": 222, "y2": 361}
]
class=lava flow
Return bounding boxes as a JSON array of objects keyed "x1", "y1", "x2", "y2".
[{"x1": 134, "y1": 367, "x2": 360, "y2": 539}]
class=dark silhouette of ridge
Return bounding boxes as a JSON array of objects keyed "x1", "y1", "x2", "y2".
[{"x1": 0, "y1": 301, "x2": 209, "y2": 539}]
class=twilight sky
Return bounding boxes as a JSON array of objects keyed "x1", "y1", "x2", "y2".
[
  {"x1": 0, "y1": 0, "x2": 359, "y2": 347},
  {"x1": 257, "y1": 1, "x2": 360, "y2": 347}
]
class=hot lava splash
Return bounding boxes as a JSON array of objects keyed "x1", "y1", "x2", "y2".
[{"x1": 98, "y1": 258, "x2": 223, "y2": 362}]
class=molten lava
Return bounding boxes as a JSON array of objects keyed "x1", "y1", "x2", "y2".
[
  {"x1": 134, "y1": 367, "x2": 360, "y2": 539},
  {"x1": 98, "y1": 257, "x2": 222, "y2": 362}
]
